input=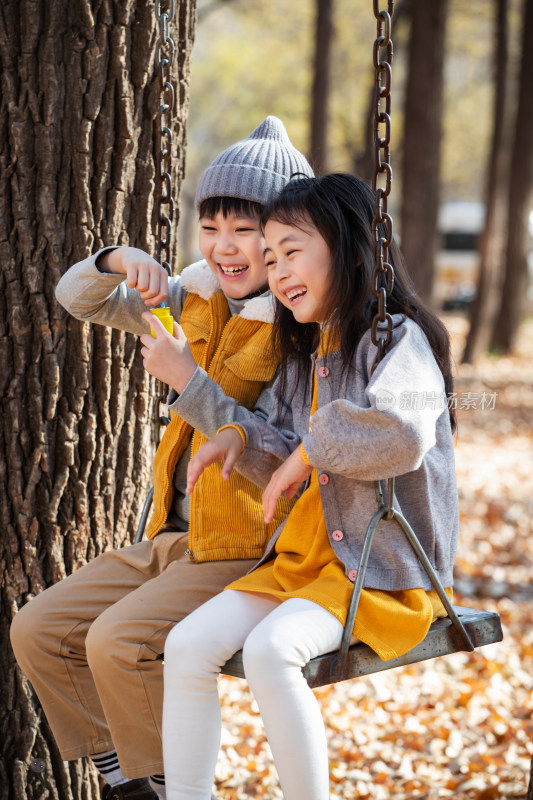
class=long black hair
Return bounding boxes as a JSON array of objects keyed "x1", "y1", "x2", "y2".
[{"x1": 261, "y1": 173, "x2": 456, "y2": 431}]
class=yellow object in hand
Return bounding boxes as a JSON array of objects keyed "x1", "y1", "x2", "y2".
[{"x1": 149, "y1": 307, "x2": 174, "y2": 337}]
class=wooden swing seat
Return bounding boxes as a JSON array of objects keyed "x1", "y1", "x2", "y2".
[
  {"x1": 221, "y1": 605, "x2": 503, "y2": 688},
  {"x1": 134, "y1": 488, "x2": 503, "y2": 687}
]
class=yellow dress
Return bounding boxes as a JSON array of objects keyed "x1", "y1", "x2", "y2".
[{"x1": 227, "y1": 343, "x2": 452, "y2": 661}]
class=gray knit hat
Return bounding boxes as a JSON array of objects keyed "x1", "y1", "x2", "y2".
[{"x1": 195, "y1": 116, "x2": 314, "y2": 208}]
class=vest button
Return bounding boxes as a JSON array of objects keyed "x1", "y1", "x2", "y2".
[
  {"x1": 318, "y1": 366, "x2": 330, "y2": 378},
  {"x1": 319, "y1": 472, "x2": 330, "y2": 485},
  {"x1": 348, "y1": 569, "x2": 357, "y2": 582},
  {"x1": 332, "y1": 529, "x2": 344, "y2": 541}
]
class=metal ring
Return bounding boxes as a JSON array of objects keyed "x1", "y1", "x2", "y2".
[
  {"x1": 371, "y1": 312, "x2": 393, "y2": 347},
  {"x1": 378, "y1": 10, "x2": 391, "y2": 46},
  {"x1": 373, "y1": 261, "x2": 394, "y2": 295}
]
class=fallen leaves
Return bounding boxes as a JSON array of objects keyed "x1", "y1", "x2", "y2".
[{"x1": 214, "y1": 315, "x2": 533, "y2": 800}]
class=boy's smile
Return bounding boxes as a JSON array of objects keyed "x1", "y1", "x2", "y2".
[{"x1": 199, "y1": 211, "x2": 267, "y2": 300}]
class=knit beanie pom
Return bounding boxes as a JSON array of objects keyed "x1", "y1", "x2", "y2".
[{"x1": 195, "y1": 116, "x2": 314, "y2": 209}]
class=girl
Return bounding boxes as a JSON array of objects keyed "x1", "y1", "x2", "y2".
[{"x1": 162, "y1": 174, "x2": 459, "y2": 800}]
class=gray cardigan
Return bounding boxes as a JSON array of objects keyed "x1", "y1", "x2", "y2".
[{"x1": 235, "y1": 316, "x2": 459, "y2": 591}]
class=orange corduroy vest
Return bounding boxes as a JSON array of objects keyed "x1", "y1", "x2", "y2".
[{"x1": 145, "y1": 283, "x2": 292, "y2": 561}]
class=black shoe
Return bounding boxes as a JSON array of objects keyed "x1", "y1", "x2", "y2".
[{"x1": 102, "y1": 779, "x2": 159, "y2": 800}]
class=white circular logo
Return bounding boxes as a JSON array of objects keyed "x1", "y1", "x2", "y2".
[{"x1": 375, "y1": 388, "x2": 396, "y2": 410}]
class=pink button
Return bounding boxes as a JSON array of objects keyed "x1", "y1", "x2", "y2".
[
  {"x1": 332, "y1": 529, "x2": 344, "y2": 541},
  {"x1": 319, "y1": 473, "x2": 330, "y2": 485},
  {"x1": 348, "y1": 570, "x2": 357, "y2": 582},
  {"x1": 318, "y1": 366, "x2": 330, "y2": 378}
]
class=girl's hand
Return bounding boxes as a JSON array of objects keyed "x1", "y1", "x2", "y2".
[
  {"x1": 186, "y1": 428, "x2": 244, "y2": 493},
  {"x1": 262, "y1": 447, "x2": 312, "y2": 523},
  {"x1": 101, "y1": 247, "x2": 169, "y2": 307},
  {"x1": 140, "y1": 312, "x2": 196, "y2": 392}
]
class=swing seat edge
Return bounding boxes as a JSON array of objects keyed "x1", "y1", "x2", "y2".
[{"x1": 220, "y1": 605, "x2": 503, "y2": 688}]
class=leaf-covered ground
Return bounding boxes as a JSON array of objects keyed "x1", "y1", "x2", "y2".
[{"x1": 214, "y1": 314, "x2": 533, "y2": 799}]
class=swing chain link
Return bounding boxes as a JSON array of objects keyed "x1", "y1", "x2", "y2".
[
  {"x1": 156, "y1": 0, "x2": 176, "y2": 278},
  {"x1": 371, "y1": 0, "x2": 395, "y2": 372}
]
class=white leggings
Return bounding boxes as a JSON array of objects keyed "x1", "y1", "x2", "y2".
[{"x1": 162, "y1": 589, "x2": 345, "y2": 800}]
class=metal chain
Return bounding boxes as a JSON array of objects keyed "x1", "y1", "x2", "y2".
[
  {"x1": 156, "y1": 0, "x2": 176, "y2": 277},
  {"x1": 371, "y1": 0, "x2": 395, "y2": 372},
  {"x1": 153, "y1": 1, "x2": 176, "y2": 434}
]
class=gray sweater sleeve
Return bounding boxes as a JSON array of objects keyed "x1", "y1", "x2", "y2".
[
  {"x1": 301, "y1": 324, "x2": 446, "y2": 480},
  {"x1": 55, "y1": 247, "x2": 187, "y2": 334},
  {"x1": 56, "y1": 249, "x2": 278, "y2": 439},
  {"x1": 231, "y1": 383, "x2": 302, "y2": 489},
  {"x1": 235, "y1": 320, "x2": 449, "y2": 485},
  {"x1": 168, "y1": 367, "x2": 274, "y2": 440}
]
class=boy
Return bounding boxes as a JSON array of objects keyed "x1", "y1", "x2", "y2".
[{"x1": 10, "y1": 117, "x2": 313, "y2": 800}]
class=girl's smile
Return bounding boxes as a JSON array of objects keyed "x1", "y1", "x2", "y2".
[{"x1": 264, "y1": 219, "x2": 333, "y2": 324}]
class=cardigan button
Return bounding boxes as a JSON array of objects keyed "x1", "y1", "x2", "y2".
[
  {"x1": 318, "y1": 472, "x2": 329, "y2": 485},
  {"x1": 332, "y1": 529, "x2": 344, "y2": 541},
  {"x1": 348, "y1": 569, "x2": 357, "y2": 582},
  {"x1": 318, "y1": 366, "x2": 330, "y2": 378}
]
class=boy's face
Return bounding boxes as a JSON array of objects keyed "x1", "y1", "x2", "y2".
[{"x1": 199, "y1": 210, "x2": 267, "y2": 300}]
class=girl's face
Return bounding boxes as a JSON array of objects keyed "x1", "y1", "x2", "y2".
[
  {"x1": 199, "y1": 211, "x2": 267, "y2": 299},
  {"x1": 264, "y1": 218, "x2": 333, "y2": 324}
]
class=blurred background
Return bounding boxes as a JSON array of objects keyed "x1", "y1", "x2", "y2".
[{"x1": 179, "y1": 0, "x2": 533, "y2": 363}]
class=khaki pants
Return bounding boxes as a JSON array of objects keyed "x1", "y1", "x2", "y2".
[{"x1": 10, "y1": 530, "x2": 256, "y2": 779}]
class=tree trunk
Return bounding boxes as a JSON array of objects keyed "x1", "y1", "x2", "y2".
[
  {"x1": 400, "y1": 0, "x2": 449, "y2": 303},
  {"x1": 462, "y1": 0, "x2": 510, "y2": 363},
  {"x1": 528, "y1": 747, "x2": 533, "y2": 800},
  {"x1": 490, "y1": 0, "x2": 533, "y2": 353},
  {"x1": 0, "y1": 1, "x2": 196, "y2": 798},
  {"x1": 309, "y1": 0, "x2": 333, "y2": 175}
]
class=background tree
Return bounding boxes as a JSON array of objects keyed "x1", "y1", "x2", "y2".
[
  {"x1": 463, "y1": 0, "x2": 510, "y2": 363},
  {"x1": 490, "y1": 0, "x2": 533, "y2": 353},
  {"x1": 309, "y1": 0, "x2": 333, "y2": 174},
  {"x1": 0, "y1": 1, "x2": 196, "y2": 798},
  {"x1": 400, "y1": 0, "x2": 449, "y2": 303}
]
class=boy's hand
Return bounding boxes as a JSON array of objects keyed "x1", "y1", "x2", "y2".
[
  {"x1": 262, "y1": 447, "x2": 312, "y2": 524},
  {"x1": 186, "y1": 428, "x2": 244, "y2": 493},
  {"x1": 140, "y1": 312, "x2": 196, "y2": 392},
  {"x1": 101, "y1": 247, "x2": 169, "y2": 307}
]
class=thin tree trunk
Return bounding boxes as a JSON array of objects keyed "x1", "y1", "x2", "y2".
[
  {"x1": 528, "y1": 749, "x2": 533, "y2": 800},
  {"x1": 400, "y1": 0, "x2": 449, "y2": 303},
  {"x1": 462, "y1": 0, "x2": 510, "y2": 363},
  {"x1": 0, "y1": 1, "x2": 196, "y2": 797},
  {"x1": 309, "y1": 0, "x2": 333, "y2": 174},
  {"x1": 490, "y1": 0, "x2": 533, "y2": 352}
]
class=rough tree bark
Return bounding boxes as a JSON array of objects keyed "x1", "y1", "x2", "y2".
[
  {"x1": 0, "y1": 1, "x2": 196, "y2": 798},
  {"x1": 400, "y1": 0, "x2": 449, "y2": 303},
  {"x1": 309, "y1": 0, "x2": 333, "y2": 175},
  {"x1": 490, "y1": 0, "x2": 533, "y2": 353}
]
